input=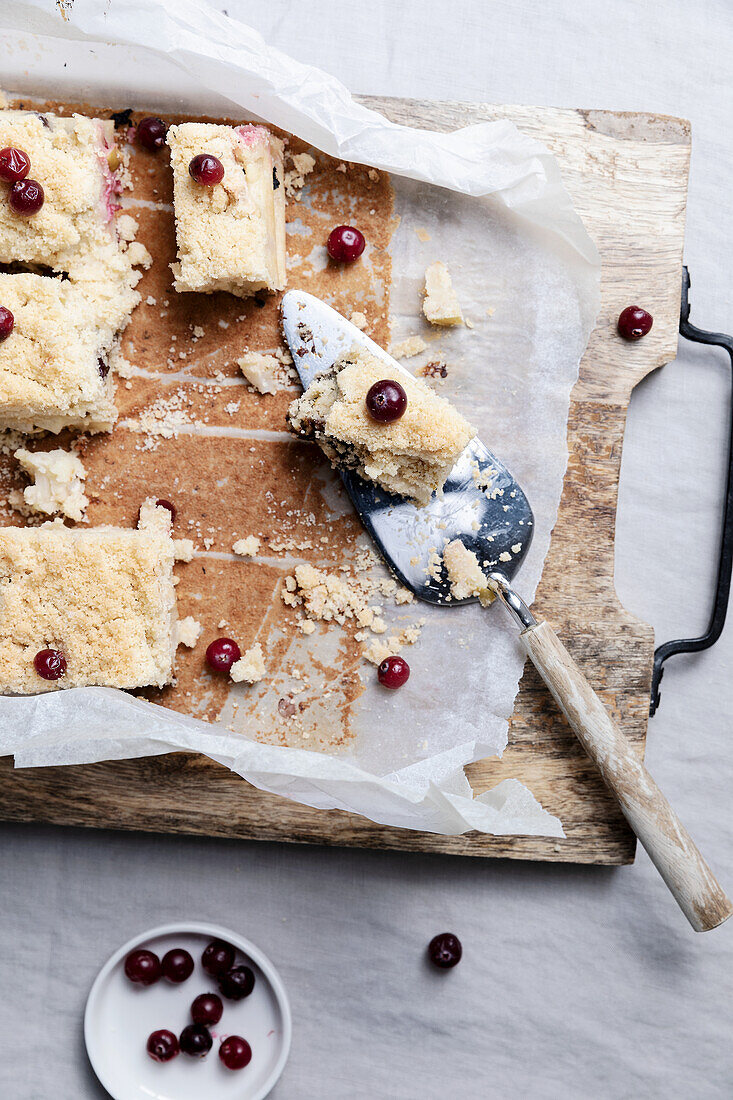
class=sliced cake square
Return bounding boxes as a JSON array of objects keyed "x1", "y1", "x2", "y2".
[
  {"x1": 287, "y1": 345, "x2": 474, "y2": 505},
  {"x1": 0, "y1": 109, "x2": 127, "y2": 275},
  {"x1": 0, "y1": 272, "x2": 118, "y2": 433},
  {"x1": 0, "y1": 505, "x2": 178, "y2": 694},
  {"x1": 167, "y1": 122, "x2": 287, "y2": 297}
]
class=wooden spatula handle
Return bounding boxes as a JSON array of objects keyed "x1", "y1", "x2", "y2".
[{"x1": 522, "y1": 620, "x2": 732, "y2": 932}]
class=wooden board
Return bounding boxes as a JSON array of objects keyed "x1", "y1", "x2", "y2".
[{"x1": 0, "y1": 99, "x2": 691, "y2": 864}]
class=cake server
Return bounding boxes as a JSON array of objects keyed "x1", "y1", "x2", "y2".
[{"x1": 281, "y1": 290, "x2": 732, "y2": 932}]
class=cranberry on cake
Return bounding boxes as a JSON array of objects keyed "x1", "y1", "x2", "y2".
[
  {"x1": 167, "y1": 122, "x2": 287, "y2": 297},
  {"x1": 0, "y1": 504, "x2": 179, "y2": 694},
  {"x1": 287, "y1": 345, "x2": 474, "y2": 506}
]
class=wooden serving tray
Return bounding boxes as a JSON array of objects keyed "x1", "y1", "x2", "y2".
[{"x1": 0, "y1": 99, "x2": 690, "y2": 865}]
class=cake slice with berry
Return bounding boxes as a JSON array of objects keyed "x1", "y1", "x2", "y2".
[
  {"x1": 287, "y1": 345, "x2": 474, "y2": 505},
  {"x1": 0, "y1": 272, "x2": 119, "y2": 433},
  {"x1": 0, "y1": 108, "x2": 129, "y2": 274},
  {"x1": 167, "y1": 122, "x2": 286, "y2": 297},
  {"x1": 0, "y1": 503, "x2": 179, "y2": 694}
]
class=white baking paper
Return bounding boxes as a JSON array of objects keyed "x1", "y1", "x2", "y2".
[{"x1": 0, "y1": 0, "x2": 601, "y2": 838}]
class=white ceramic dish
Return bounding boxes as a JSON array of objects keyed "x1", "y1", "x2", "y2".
[{"x1": 84, "y1": 921, "x2": 291, "y2": 1100}]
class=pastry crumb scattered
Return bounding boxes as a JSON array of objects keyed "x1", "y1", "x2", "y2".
[{"x1": 423, "y1": 261, "x2": 463, "y2": 326}]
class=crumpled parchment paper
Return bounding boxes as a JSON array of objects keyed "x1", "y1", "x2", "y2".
[{"x1": 0, "y1": 0, "x2": 601, "y2": 837}]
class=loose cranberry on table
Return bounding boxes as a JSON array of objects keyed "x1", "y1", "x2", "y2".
[
  {"x1": 0, "y1": 306, "x2": 14, "y2": 342},
  {"x1": 9, "y1": 178, "x2": 44, "y2": 215},
  {"x1": 161, "y1": 947, "x2": 194, "y2": 983},
  {"x1": 201, "y1": 938, "x2": 236, "y2": 977},
  {"x1": 33, "y1": 648, "x2": 66, "y2": 682},
  {"x1": 179, "y1": 1023, "x2": 213, "y2": 1058},
  {"x1": 366, "y1": 379, "x2": 407, "y2": 424},
  {"x1": 146, "y1": 1029, "x2": 179, "y2": 1063},
  {"x1": 218, "y1": 964, "x2": 256, "y2": 1001},
  {"x1": 124, "y1": 948, "x2": 162, "y2": 986},
  {"x1": 428, "y1": 932, "x2": 462, "y2": 969},
  {"x1": 0, "y1": 147, "x2": 30, "y2": 183},
  {"x1": 191, "y1": 992, "x2": 223, "y2": 1026},
  {"x1": 327, "y1": 224, "x2": 366, "y2": 263},
  {"x1": 136, "y1": 117, "x2": 167, "y2": 152},
  {"x1": 617, "y1": 305, "x2": 653, "y2": 340},
  {"x1": 189, "y1": 153, "x2": 225, "y2": 186},
  {"x1": 377, "y1": 654, "x2": 410, "y2": 689},
  {"x1": 205, "y1": 637, "x2": 241, "y2": 674},
  {"x1": 219, "y1": 1035, "x2": 253, "y2": 1071}
]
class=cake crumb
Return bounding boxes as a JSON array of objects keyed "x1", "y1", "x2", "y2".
[
  {"x1": 237, "y1": 351, "x2": 290, "y2": 394},
  {"x1": 443, "y1": 539, "x2": 494, "y2": 605},
  {"x1": 11, "y1": 447, "x2": 88, "y2": 522},
  {"x1": 391, "y1": 335, "x2": 427, "y2": 360},
  {"x1": 173, "y1": 538, "x2": 195, "y2": 562},
  {"x1": 350, "y1": 311, "x2": 368, "y2": 330},
  {"x1": 176, "y1": 616, "x2": 202, "y2": 648},
  {"x1": 232, "y1": 535, "x2": 260, "y2": 557},
  {"x1": 423, "y1": 261, "x2": 463, "y2": 326},
  {"x1": 230, "y1": 642, "x2": 266, "y2": 684}
]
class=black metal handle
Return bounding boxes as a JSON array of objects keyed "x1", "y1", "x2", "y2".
[{"x1": 650, "y1": 268, "x2": 733, "y2": 715}]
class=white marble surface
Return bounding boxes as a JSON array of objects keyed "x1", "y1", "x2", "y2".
[{"x1": 2, "y1": 2, "x2": 732, "y2": 1096}]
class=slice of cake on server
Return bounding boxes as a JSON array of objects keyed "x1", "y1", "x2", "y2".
[{"x1": 167, "y1": 122, "x2": 287, "y2": 298}]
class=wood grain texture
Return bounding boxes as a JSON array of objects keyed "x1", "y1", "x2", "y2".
[
  {"x1": 0, "y1": 100, "x2": 691, "y2": 865},
  {"x1": 521, "y1": 621, "x2": 732, "y2": 929}
]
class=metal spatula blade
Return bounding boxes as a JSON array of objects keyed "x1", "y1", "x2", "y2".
[{"x1": 281, "y1": 289, "x2": 534, "y2": 604}]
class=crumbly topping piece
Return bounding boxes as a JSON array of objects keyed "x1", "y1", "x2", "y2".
[
  {"x1": 175, "y1": 615, "x2": 202, "y2": 648},
  {"x1": 230, "y1": 641, "x2": 265, "y2": 684},
  {"x1": 232, "y1": 535, "x2": 260, "y2": 557},
  {"x1": 391, "y1": 335, "x2": 427, "y2": 360},
  {"x1": 443, "y1": 539, "x2": 494, "y2": 605},
  {"x1": 282, "y1": 563, "x2": 386, "y2": 632},
  {"x1": 11, "y1": 447, "x2": 88, "y2": 522},
  {"x1": 167, "y1": 122, "x2": 286, "y2": 297},
  {"x1": 0, "y1": 518, "x2": 177, "y2": 693},
  {"x1": 350, "y1": 311, "x2": 368, "y2": 331},
  {"x1": 173, "y1": 538, "x2": 195, "y2": 562},
  {"x1": 283, "y1": 151, "x2": 316, "y2": 198},
  {"x1": 423, "y1": 262, "x2": 463, "y2": 326},
  {"x1": 237, "y1": 351, "x2": 291, "y2": 394},
  {"x1": 288, "y1": 344, "x2": 474, "y2": 506}
]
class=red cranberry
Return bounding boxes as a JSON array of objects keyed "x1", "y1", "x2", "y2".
[
  {"x1": 179, "y1": 1023, "x2": 212, "y2": 1058},
  {"x1": 146, "y1": 1029, "x2": 179, "y2": 1062},
  {"x1": 0, "y1": 306, "x2": 14, "y2": 341},
  {"x1": 377, "y1": 655, "x2": 410, "y2": 689},
  {"x1": 206, "y1": 637, "x2": 241, "y2": 674},
  {"x1": 428, "y1": 932, "x2": 462, "y2": 969},
  {"x1": 33, "y1": 648, "x2": 66, "y2": 681},
  {"x1": 201, "y1": 938, "x2": 236, "y2": 977},
  {"x1": 219, "y1": 1035, "x2": 252, "y2": 1071},
  {"x1": 218, "y1": 965, "x2": 255, "y2": 1001},
  {"x1": 191, "y1": 992, "x2": 223, "y2": 1026},
  {"x1": 618, "y1": 305, "x2": 653, "y2": 340},
  {"x1": 9, "y1": 178, "x2": 44, "y2": 215},
  {"x1": 366, "y1": 379, "x2": 407, "y2": 424},
  {"x1": 189, "y1": 154, "x2": 224, "y2": 185},
  {"x1": 124, "y1": 948, "x2": 162, "y2": 986},
  {"x1": 136, "y1": 117, "x2": 167, "y2": 152},
  {"x1": 327, "y1": 224, "x2": 366, "y2": 263},
  {"x1": 161, "y1": 947, "x2": 194, "y2": 983},
  {"x1": 0, "y1": 147, "x2": 30, "y2": 183},
  {"x1": 154, "y1": 498, "x2": 176, "y2": 521}
]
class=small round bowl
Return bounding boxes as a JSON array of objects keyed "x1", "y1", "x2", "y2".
[{"x1": 85, "y1": 921, "x2": 291, "y2": 1100}]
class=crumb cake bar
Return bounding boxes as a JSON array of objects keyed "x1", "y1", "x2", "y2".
[
  {"x1": 0, "y1": 507, "x2": 178, "y2": 694},
  {"x1": 167, "y1": 122, "x2": 287, "y2": 297},
  {"x1": 288, "y1": 345, "x2": 474, "y2": 505},
  {"x1": 423, "y1": 261, "x2": 463, "y2": 326},
  {"x1": 0, "y1": 109, "x2": 127, "y2": 274},
  {"x1": 0, "y1": 272, "x2": 118, "y2": 433}
]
